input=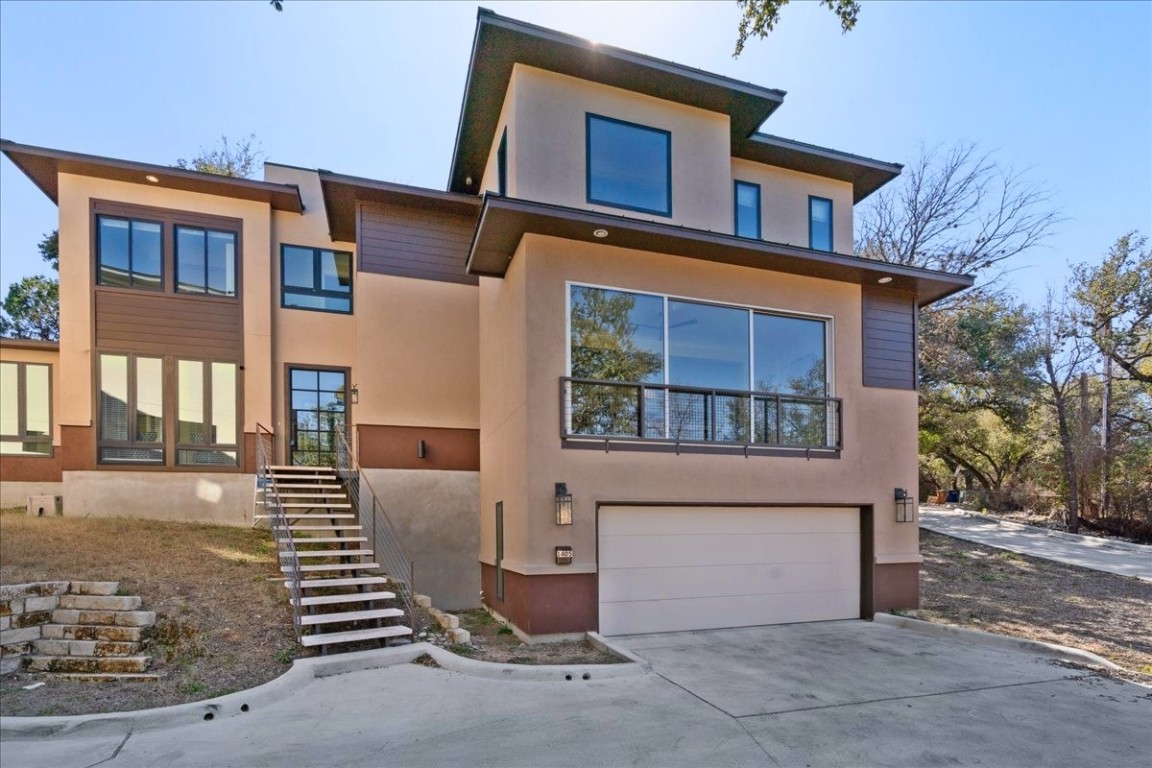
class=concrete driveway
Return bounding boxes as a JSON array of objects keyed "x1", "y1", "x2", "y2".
[{"x1": 3, "y1": 621, "x2": 1149, "y2": 768}]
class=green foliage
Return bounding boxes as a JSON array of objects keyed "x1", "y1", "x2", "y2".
[
  {"x1": 0, "y1": 275, "x2": 59, "y2": 341},
  {"x1": 1073, "y1": 233, "x2": 1151, "y2": 386},
  {"x1": 175, "y1": 134, "x2": 263, "y2": 179},
  {"x1": 38, "y1": 229, "x2": 58, "y2": 271},
  {"x1": 734, "y1": 0, "x2": 860, "y2": 56}
]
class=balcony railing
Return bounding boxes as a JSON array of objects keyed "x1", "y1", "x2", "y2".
[{"x1": 560, "y1": 377, "x2": 842, "y2": 451}]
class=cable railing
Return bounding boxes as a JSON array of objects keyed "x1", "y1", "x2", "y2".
[
  {"x1": 560, "y1": 377, "x2": 843, "y2": 451},
  {"x1": 255, "y1": 423, "x2": 302, "y2": 641},
  {"x1": 334, "y1": 428, "x2": 415, "y2": 623}
]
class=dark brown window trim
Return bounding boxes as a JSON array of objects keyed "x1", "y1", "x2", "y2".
[{"x1": 0, "y1": 360, "x2": 54, "y2": 458}]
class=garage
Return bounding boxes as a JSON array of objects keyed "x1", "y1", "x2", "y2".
[{"x1": 598, "y1": 505, "x2": 862, "y2": 635}]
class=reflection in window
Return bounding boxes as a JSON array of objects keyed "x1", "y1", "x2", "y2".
[
  {"x1": 586, "y1": 114, "x2": 671, "y2": 216},
  {"x1": 98, "y1": 353, "x2": 164, "y2": 464},
  {"x1": 289, "y1": 368, "x2": 347, "y2": 466},
  {"x1": 734, "y1": 181, "x2": 761, "y2": 239},
  {"x1": 98, "y1": 216, "x2": 162, "y2": 290},
  {"x1": 0, "y1": 361, "x2": 52, "y2": 456},
  {"x1": 809, "y1": 197, "x2": 833, "y2": 252},
  {"x1": 176, "y1": 226, "x2": 237, "y2": 296},
  {"x1": 177, "y1": 360, "x2": 238, "y2": 466},
  {"x1": 281, "y1": 246, "x2": 353, "y2": 314}
]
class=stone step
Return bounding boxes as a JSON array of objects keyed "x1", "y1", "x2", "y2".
[
  {"x1": 25, "y1": 655, "x2": 152, "y2": 674},
  {"x1": 59, "y1": 594, "x2": 142, "y2": 611},
  {"x1": 294, "y1": 591, "x2": 397, "y2": 607},
  {"x1": 41, "y1": 624, "x2": 144, "y2": 642},
  {"x1": 69, "y1": 582, "x2": 120, "y2": 596},
  {"x1": 282, "y1": 563, "x2": 380, "y2": 573},
  {"x1": 45, "y1": 673, "x2": 159, "y2": 683},
  {"x1": 51, "y1": 609, "x2": 155, "y2": 627},
  {"x1": 290, "y1": 536, "x2": 368, "y2": 544},
  {"x1": 280, "y1": 549, "x2": 374, "y2": 559},
  {"x1": 33, "y1": 638, "x2": 138, "y2": 657},
  {"x1": 301, "y1": 608, "x2": 404, "y2": 626},
  {"x1": 285, "y1": 577, "x2": 390, "y2": 590},
  {"x1": 300, "y1": 625, "x2": 412, "y2": 648}
]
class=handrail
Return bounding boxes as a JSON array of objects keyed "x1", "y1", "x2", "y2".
[
  {"x1": 334, "y1": 428, "x2": 415, "y2": 623},
  {"x1": 255, "y1": 423, "x2": 302, "y2": 641}
]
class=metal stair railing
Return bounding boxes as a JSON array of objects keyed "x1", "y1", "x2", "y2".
[
  {"x1": 334, "y1": 428, "x2": 415, "y2": 624},
  {"x1": 256, "y1": 423, "x2": 302, "y2": 642}
]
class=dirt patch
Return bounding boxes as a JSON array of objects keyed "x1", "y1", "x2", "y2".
[
  {"x1": 420, "y1": 610, "x2": 624, "y2": 666},
  {"x1": 0, "y1": 509, "x2": 299, "y2": 716},
  {"x1": 917, "y1": 529, "x2": 1152, "y2": 684}
]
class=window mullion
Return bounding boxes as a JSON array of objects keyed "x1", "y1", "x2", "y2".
[
  {"x1": 17, "y1": 362, "x2": 28, "y2": 440},
  {"x1": 203, "y1": 360, "x2": 213, "y2": 448}
]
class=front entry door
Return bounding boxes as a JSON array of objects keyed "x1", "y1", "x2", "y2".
[{"x1": 288, "y1": 367, "x2": 348, "y2": 466}]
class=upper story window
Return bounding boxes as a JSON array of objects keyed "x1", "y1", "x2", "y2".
[
  {"x1": 98, "y1": 216, "x2": 162, "y2": 290},
  {"x1": 281, "y1": 245, "x2": 353, "y2": 314},
  {"x1": 176, "y1": 227, "x2": 237, "y2": 296},
  {"x1": 809, "y1": 196, "x2": 833, "y2": 252},
  {"x1": 0, "y1": 361, "x2": 52, "y2": 456},
  {"x1": 586, "y1": 114, "x2": 671, "y2": 216},
  {"x1": 497, "y1": 127, "x2": 508, "y2": 196},
  {"x1": 734, "y1": 181, "x2": 761, "y2": 239}
]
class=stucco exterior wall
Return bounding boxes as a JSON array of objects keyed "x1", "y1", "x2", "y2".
[
  {"x1": 61, "y1": 470, "x2": 254, "y2": 525},
  {"x1": 731, "y1": 158, "x2": 855, "y2": 254},
  {"x1": 509, "y1": 65, "x2": 732, "y2": 232},
  {"x1": 478, "y1": 235, "x2": 920, "y2": 579},
  {"x1": 480, "y1": 70, "x2": 519, "y2": 197}
]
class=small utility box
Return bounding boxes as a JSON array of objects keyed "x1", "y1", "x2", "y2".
[{"x1": 27, "y1": 494, "x2": 63, "y2": 517}]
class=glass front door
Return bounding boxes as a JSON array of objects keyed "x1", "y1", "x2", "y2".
[{"x1": 288, "y1": 367, "x2": 347, "y2": 466}]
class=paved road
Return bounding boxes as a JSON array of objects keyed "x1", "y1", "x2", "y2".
[
  {"x1": 920, "y1": 506, "x2": 1152, "y2": 581},
  {"x1": 3, "y1": 621, "x2": 1149, "y2": 768}
]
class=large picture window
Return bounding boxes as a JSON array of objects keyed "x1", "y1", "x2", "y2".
[
  {"x1": 177, "y1": 360, "x2": 239, "y2": 466},
  {"x1": 176, "y1": 226, "x2": 237, "y2": 296},
  {"x1": 281, "y1": 245, "x2": 353, "y2": 314},
  {"x1": 586, "y1": 114, "x2": 672, "y2": 216},
  {"x1": 0, "y1": 361, "x2": 52, "y2": 456},
  {"x1": 567, "y1": 284, "x2": 835, "y2": 448},
  {"x1": 98, "y1": 353, "x2": 165, "y2": 464},
  {"x1": 97, "y1": 216, "x2": 162, "y2": 290}
]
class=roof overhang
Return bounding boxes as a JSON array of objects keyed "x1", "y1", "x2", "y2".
[
  {"x1": 468, "y1": 196, "x2": 973, "y2": 307},
  {"x1": 318, "y1": 171, "x2": 480, "y2": 242},
  {"x1": 0, "y1": 337, "x2": 59, "y2": 352},
  {"x1": 735, "y1": 134, "x2": 903, "y2": 203},
  {"x1": 1, "y1": 140, "x2": 303, "y2": 213},
  {"x1": 449, "y1": 8, "x2": 786, "y2": 195}
]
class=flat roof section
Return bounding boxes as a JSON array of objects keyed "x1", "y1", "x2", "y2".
[
  {"x1": 467, "y1": 196, "x2": 973, "y2": 307},
  {"x1": 1, "y1": 140, "x2": 304, "y2": 213}
]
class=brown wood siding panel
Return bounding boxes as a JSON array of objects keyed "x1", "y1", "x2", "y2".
[
  {"x1": 874, "y1": 562, "x2": 919, "y2": 612},
  {"x1": 95, "y1": 290, "x2": 242, "y2": 360},
  {"x1": 862, "y1": 286, "x2": 917, "y2": 390},
  {"x1": 358, "y1": 202, "x2": 479, "y2": 286},
  {"x1": 357, "y1": 425, "x2": 479, "y2": 471},
  {"x1": 481, "y1": 563, "x2": 598, "y2": 635},
  {"x1": 61, "y1": 425, "x2": 96, "y2": 471},
  {"x1": 0, "y1": 453, "x2": 63, "y2": 482}
]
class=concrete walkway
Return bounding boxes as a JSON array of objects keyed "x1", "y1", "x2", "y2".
[{"x1": 919, "y1": 506, "x2": 1152, "y2": 581}]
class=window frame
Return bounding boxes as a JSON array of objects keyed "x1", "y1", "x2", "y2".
[
  {"x1": 733, "y1": 180, "x2": 762, "y2": 240},
  {"x1": 496, "y1": 127, "x2": 508, "y2": 197},
  {"x1": 280, "y1": 245, "x2": 355, "y2": 315},
  {"x1": 808, "y1": 195, "x2": 834, "y2": 252},
  {"x1": 96, "y1": 352, "x2": 166, "y2": 466},
  {"x1": 96, "y1": 214, "x2": 165, "y2": 291},
  {"x1": 585, "y1": 112, "x2": 673, "y2": 217},
  {"x1": 175, "y1": 359, "x2": 241, "y2": 467},
  {"x1": 0, "y1": 361, "x2": 53, "y2": 457},
  {"x1": 174, "y1": 225, "x2": 239, "y2": 298}
]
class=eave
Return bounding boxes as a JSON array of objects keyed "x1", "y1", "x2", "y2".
[
  {"x1": 0, "y1": 140, "x2": 303, "y2": 213},
  {"x1": 736, "y1": 134, "x2": 903, "y2": 203},
  {"x1": 318, "y1": 171, "x2": 480, "y2": 243},
  {"x1": 0, "y1": 338, "x2": 59, "y2": 352},
  {"x1": 467, "y1": 196, "x2": 973, "y2": 307}
]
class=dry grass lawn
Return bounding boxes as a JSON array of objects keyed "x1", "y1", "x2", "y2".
[{"x1": 0, "y1": 509, "x2": 298, "y2": 717}]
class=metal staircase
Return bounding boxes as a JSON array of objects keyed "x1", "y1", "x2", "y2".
[{"x1": 254, "y1": 426, "x2": 413, "y2": 652}]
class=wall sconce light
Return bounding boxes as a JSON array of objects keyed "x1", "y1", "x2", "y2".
[
  {"x1": 350, "y1": 384, "x2": 360, "y2": 405},
  {"x1": 555, "y1": 482, "x2": 573, "y2": 525},
  {"x1": 895, "y1": 488, "x2": 913, "y2": 522},
  {"x1": 417, "y1": 439, "x2": 426, "y2": 459},
  {"x1": 555, "y1": 546, "x2": 574, "y2": 565}
]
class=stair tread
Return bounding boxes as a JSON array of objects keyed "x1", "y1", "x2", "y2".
[
  {"x1": 300, "y1": 625, "x2": 412, "y2": 647},
  {"x1": 265, "y1": 483, "x2": 342, "y2": 489},
  {"x1": 27, "y1": 654, "x2": 151, "y2": 662},
  {"x1": 280, "y1": 549, "x2": 374, "y2": 558},
  {"x1": 277, "y1": 502, "x2": 351, "y2": 508},
  {"x1": 283, "y1": 562, "x2": 380, "y2": 573},
  {"x1": 301, "y1": 608, "x2": 404, "y2": 625},
  {"x1": 264, "y1": 492, "x2": 347, "y2": 498},
  {"x1": 256, "y1": 514, "x2": 357, "y2": 520},
  {"x1": 268, "y1": 465, "x2": 336, "y2": 472},
  {"x1": 295, "y1": 591, "x2": 396, "y2": 606},
  {"x1": 289, "y1": 536, "x2": 368, "y2": 544},
  {"x1": 277, "y1": 525, "x2": 363, "y2": 532},
  {"x1": 285, "y1": 577, "x2": 390, "y2": 589}
]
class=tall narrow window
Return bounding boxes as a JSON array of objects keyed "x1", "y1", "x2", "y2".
[
  {"x1": 734, "y1": 181, "x2": 761, "y2": 239},
  {"x1": 809, "y1": 196, "x2": 833, "y2": 252},
  {"x1": 0, "y1": 361, "x2": 52, "y2": 456},
  {"x1": 176, "y1": 360, "x2": 239, "y2": 466},
  {"x1": 586, "y1": 113, "x2": 672, "y2": 216},
  {"x1": 176, "y1": 226, "x2": 237, "y2": 296},
  {"x1": 497, "y1": 127, "x2": 508, "y2": 196},
  {"x1": 281, "y1": 246, "x2": 353, "y2": 313},
  {"x1": 97, "y1": 216, "x2": 162, "y2": 290},
  {"x1": 98, "y1": 353, "x2": 164, "y2": 464}
]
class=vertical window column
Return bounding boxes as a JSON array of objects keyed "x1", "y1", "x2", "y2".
[
  {"x1": 734, "y1": 181, "x2": 761, "y2": 239},
  {"x1": 809, "y1": 196, "x2": 833, "y2": 252}
]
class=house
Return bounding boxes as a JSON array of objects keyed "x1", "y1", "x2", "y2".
[{"x1": 0, "y1": 9, "x2": 972, "y2": 636}]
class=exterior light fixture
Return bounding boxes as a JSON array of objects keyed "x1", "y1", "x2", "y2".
[
  {"x1": 349, "y1": 384, "x2": 359, "y2": 404},
  {"x1": 555, "y1": 546, "x2": 574, "y2": 565},
  {"x1": 417, "y1": 439, "x2": 427, "y2": 459},
  {"x1": 895, "y1": 487, "x2": 913, "y2": 522},
  {"x1": 878, "y1": 276, "x2": 893, "y2": 284},
  {"x1": 465, "y1": 175, "x2": 474, "y2": 186},
  {"x1": 592, "y1": 228, "x2": 609, "y2": 239},
  {"x1": 555, "y1": 482, "x2": 573, "y2": 525},
  {"x1": 145, "y1": 175, "x2": 160, "y2": 183}
]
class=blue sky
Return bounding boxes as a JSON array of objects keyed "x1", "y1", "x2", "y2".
[{"x1": 1, "y1": 1, "x2": 1149, "y2": 307}]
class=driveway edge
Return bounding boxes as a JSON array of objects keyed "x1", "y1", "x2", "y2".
[{"x1": 873, "y1": 613, "x2": 1122, "y2": 670}]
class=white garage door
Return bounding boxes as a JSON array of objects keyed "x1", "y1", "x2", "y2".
[{"x1": 598, "y1": 506, "x2": 861, "y2": 636}]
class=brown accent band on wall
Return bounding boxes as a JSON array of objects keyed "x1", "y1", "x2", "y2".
[
  {"x1": 873, "y1": 561, "x2": 919, "y2": 612},
  {"x1": 94, "y1": 290, "x2": 244, "y2": 360},
  {"x1": 358, "y1": 201, "x2": 479, "y2": 286},
  {"x1": 60, "y1": 426, "x2": 97, "y2": 471},
  {"x1": 0, "y1": 452, "x2": 63, "y2": 482},
  {"x1": 242, "y1": 432, "x2": 258, "y2": 475},
  {"x1": 481, "y1": 563, "x2": 598, "y2": 635},
  {"x1": 357, "y1": 425, "x2": 479, "y2": 471},
  {"x1": 862, "y1": 285, "x2": 917, "y2": 390}
]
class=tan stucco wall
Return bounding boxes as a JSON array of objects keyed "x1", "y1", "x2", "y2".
[
  {"x1": 61, "y1": 470, "x2": 254, "y2": 525},
  {"x1": 508, "y1": 65, "x2": 732, "y2": 232},
  {"x1": 731, "y1": 158, "x2": 855, "y2": 254},
  {"x1": 55, "y1": 174, "x2": 274, "y2": 432},
  {"x1": 480, "y1": 69, "x2": 519, "y2": 197},
  {"x1": 478, "y1": 235, "x2": 920, "y2": 576},
  {"x1": 0, "y1": 344, "x2": 61, "y2": 445}
]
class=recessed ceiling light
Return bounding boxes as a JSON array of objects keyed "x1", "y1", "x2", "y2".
[
  {"x1": 593, "y1": 229, "x2": 609, "y2": 239},
  {"x1": 145, "y1": 175, "x2": 159, "y2": 183},
  {"x1": 878, "y1": 276, "x2": 893, "y2": 284}
]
